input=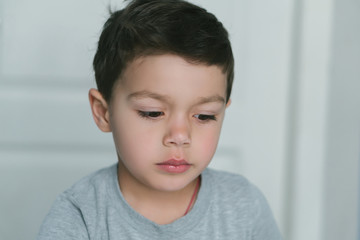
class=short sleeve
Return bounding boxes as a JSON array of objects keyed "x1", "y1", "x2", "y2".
[
  {"x1": 250, "y1": 184, "x2": 283, "y2": 240},
  {"x1": 37, "y1": 192, "x2": 89, "y2": 240}
]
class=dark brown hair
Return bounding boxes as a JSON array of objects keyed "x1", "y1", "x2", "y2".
[{"x1": 93, "y1": 0, "x2": 234, "y2": 103}]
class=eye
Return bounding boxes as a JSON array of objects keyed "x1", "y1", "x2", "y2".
[
  {"x1": 138, "y1": 111, "x2": 164, "y2": 119},
  {"x1": 194, "y1": 114, "x2": 217, "y2": 121}
]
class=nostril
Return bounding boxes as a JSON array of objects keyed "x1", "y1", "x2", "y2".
[
  {"x1": 165, "y1": 136, "x2": 191, "y2": 146},
  {"x1": 163, "y1": 122, "x2": 191, "y2": 146}
]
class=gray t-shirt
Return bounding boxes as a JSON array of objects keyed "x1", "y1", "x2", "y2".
[{"x1": 37, "y1": 164, "x2": 282, "y2": 239}]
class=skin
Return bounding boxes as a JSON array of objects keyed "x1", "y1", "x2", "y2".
[{"x1": 89, "y1": 54, "x2": 230, "y2": 224}]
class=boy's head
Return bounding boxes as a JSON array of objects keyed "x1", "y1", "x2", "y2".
[
  {"x1": 89, "y1": 0, "x2": 234, "y2": 194},
  {"x1": 93, "y1": 0, "x2": 234, "y2": 105}
]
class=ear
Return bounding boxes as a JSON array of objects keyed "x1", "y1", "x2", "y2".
[
  {"x1": 226, "y1": 98, "x2": 232, "y2": 108},
  {"x1": 88, "y1": 88, "x2": 111, "y2": 132}
]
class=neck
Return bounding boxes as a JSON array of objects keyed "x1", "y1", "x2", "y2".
[{"x1": 117, "y1": 163, "x2": 200, "y2": 224}]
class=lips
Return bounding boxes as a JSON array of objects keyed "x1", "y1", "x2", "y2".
[
  {"x1": 157, "y1": 159, "x2": 190, "y2": 166},
  {"x1": 156, "y1": 159, "x2": 191, "y2": 173}
]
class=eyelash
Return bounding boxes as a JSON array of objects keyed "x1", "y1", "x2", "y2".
[
  {"x1": 194, "y1": 114, "x2": 217, "y2": 121},
  {"x1": 138, "y1": 111, "x2": 216, "y2": 122},
  {"x1": 138, "y1": 111, "x2": 164, "y2": 119}
]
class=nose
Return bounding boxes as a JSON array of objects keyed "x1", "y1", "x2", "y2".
[{"x1": 163, "y1": 116, "x2": 191, "y2": 147}]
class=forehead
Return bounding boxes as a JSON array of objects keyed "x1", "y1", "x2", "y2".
[{"x1": 118, "y1": 54, "x2": 227, "y2": 96}]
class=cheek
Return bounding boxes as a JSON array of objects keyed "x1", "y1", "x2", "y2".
[
  {"x1": 202, "y1": 135, "x2": 219, "y2": 153},
  {"x1": 113, "y1": 118, "x2": 161, "y2": 161},
  {"x1": 195, "y1": 127, "x2": 222, "y2": 159}
]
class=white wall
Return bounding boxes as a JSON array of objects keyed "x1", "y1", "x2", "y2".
[
  {"x1": 286, "y1": 0, "x2": 360, "y2": 239},
  {"x1": 0, "y1": 1, "x2": 359, "y2": 240},
  {"x1": 287, "y1": 0, "x2": 335, "y2": 238},
  {"x1": 322, "y1": 0, "x2": 360, "y2": 239},
  {"x1": 0, "y1": 1, "x2": 118, "y2": 239}
]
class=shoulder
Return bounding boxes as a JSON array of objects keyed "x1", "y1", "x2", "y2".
[
  {"x1": 201, "y1": 168, "x2": 282, "y2": 239},
  {"x1": 204, "y1": 168, "x2": 247, "y2": 183},
  {"x1": 47, "y1": 163, "x2": 118, "y2": 216},
  {"x1": 66, "y1": 163, "x2": 117, "y2": 199},
  {"x1": 202, "y1": 169, "x2": 270, "y2": 220},
  {"x1": 203, "y1": 168, "x2": 259, "y2": 200},
  {"x1": 37, "y1": 164, "x2": 118, "y2": 239},
  {"x1": 204, "y1": 168, "x2": 270, "y2": 209}
]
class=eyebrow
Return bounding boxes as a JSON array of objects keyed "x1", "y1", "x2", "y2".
[
  {"x1": 127, "y1": 90, "x2": 225, "y2": 105},
  {"x1": 196, "y1": 95, "x2": 226, "y2": 105},
  {"x1": 127, "y1": 91, "x2": 171, "y2": 102}
]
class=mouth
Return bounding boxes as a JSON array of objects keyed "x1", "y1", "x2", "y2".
[{"x1": 156, "y1": 159, "x2": 191, "y2": 173}]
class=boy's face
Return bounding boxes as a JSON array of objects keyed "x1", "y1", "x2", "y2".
[{"x1": 91, "y1": 54, "x2": 229, "y2": 192}]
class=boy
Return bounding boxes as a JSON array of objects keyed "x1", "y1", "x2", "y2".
[{"x1": 38, "y1": 0, "x2": 282, "y2": 239}]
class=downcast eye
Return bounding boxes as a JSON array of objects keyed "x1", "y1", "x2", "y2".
[
  {"x1": 138, "y1": 111, "x2": 164, "y2": 118},
  {"x1": 194, "y1": 114, "x2": 217, "y2": 121}
]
